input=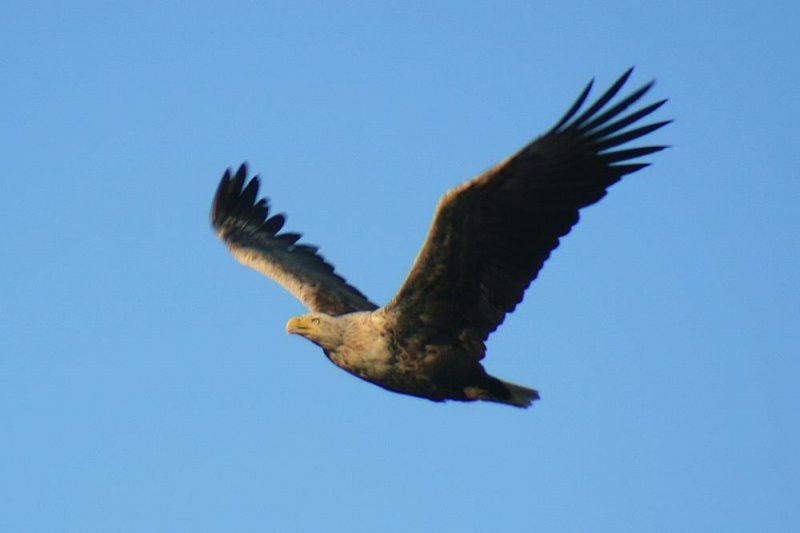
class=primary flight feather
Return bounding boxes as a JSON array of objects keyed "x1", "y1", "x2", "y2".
[{"x1": 211, "y1": 68, "x2": 669, "y2": 407}]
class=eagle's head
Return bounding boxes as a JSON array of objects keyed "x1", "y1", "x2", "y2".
[{"x1": 285, "y1": 313, "x2": 344, "y2": 351}]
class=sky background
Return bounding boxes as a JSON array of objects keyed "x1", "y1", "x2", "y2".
[{"x1": 2, "y1": 1, "x2": 798, "y2": 531}]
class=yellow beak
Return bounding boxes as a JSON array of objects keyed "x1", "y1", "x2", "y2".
[{"x1": 285, "y1": 316, "x2": 305, "y2": 335}]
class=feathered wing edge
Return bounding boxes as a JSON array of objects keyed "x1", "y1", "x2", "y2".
[
  {"x1": 546, "y1": 67, "x2": 670, "y2": 165},
  {"x1": 211, "y1": 164, "x2": 378, "y2": 315},
  {"x1": 383, "y1": 68, "x2": 670, "y2": 353}
]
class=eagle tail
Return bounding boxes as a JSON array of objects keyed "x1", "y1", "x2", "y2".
[{"x1": 496, "y1": 378, "x2": 540, "y2": 408}]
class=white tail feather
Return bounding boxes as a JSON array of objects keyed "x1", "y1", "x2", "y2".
[{"x1": 498, "y1": 379, "x2": 540, "y2": 407}]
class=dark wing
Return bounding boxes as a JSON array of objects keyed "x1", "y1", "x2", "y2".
[
  {"x1": 383, "y1": 68, "x2": 669, "y2": 358},
  {"x1": 211, "y1": 164, "x2": 378, "y2": 315}
]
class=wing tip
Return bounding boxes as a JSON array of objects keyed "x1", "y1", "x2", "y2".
[
  {"x1": 210, "y1": 161, "x2": 260, "y2": 231},
  {"x1": 549, "y1": 68, "x2": 669, "y2": 140}
]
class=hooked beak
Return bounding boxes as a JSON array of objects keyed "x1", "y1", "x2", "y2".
[{"x1": 285, "y1": 316, "x2": 305, "y2": 335}]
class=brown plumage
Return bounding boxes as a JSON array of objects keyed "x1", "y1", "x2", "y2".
[{"x1": 211, "y1": 68, "x2": 669, "y2": 407}]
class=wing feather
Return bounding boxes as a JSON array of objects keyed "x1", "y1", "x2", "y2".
[
  {"x1": 211, "y1": 164, "x2": 378, "y2": 315},
  {"x1": 384, "y1": 68, "x2": 669, "y2": 358}
]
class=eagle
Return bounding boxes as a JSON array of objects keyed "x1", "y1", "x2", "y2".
[{"x1": 211, "y1": 68, "x2": 668, "y2": 408}]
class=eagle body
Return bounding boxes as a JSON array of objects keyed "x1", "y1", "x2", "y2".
[
  {"x1": 211, "y1": 69, "x2": 669, "y2": 408},
  {"x1": 286, "y1": 310, "x2": 535, "y2": 406}
]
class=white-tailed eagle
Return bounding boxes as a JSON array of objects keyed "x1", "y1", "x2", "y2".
[{"x1": 211, "y1": 68, "x2": 669, "y2": 407}]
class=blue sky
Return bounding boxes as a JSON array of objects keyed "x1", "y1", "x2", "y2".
[{"x1": 2, "y1": 1, "x2": 798, "y2": 531}]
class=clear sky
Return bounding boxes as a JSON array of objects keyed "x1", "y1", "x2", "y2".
[{"x1": 2, "y1": 1, "x2": 798, "y2": 532}]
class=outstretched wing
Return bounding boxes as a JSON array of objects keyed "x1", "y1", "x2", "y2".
[
  {"x1": 211, "y1": 164, "x2": 378, "y2": 315},
  {"x1": 384, "y1": 68, "x2": 669, "y2": 358}
]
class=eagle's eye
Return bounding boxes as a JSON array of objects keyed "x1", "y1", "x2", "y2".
[{"x1": 311, "y1": 317, "x2": 320, "y2": 325}]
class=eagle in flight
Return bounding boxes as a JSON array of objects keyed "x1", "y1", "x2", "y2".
[{"x1": 211, "y1": 68, "x2": 669, "y2": 407}]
